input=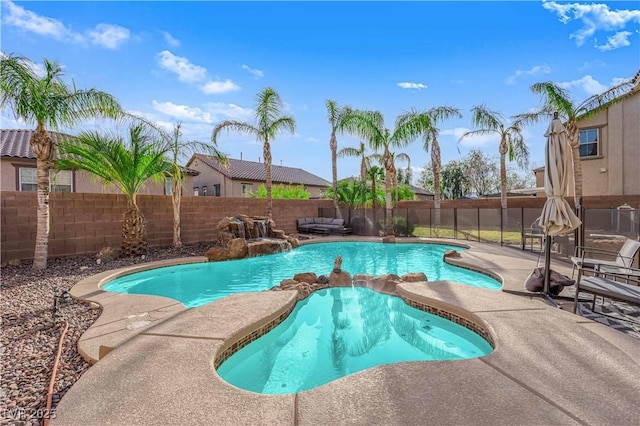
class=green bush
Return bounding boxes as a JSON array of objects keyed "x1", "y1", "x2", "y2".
[
  {"x1": 250, "y1": 184, "x2": 310, "y2": 199},
  {"x1": 393, "y1": 216, "x2": 415, "y2": 236}
]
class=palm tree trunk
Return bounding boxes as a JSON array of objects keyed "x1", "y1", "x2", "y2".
[
  {"x1": 264, "y1": 139, "x2": 273, "y2": 220},
  {"x1": 31, "y1": 126, "x2": 54, "y2": 270},
  {"x1": 499, "y1": 139, "x2": 508, "y2": 209},
  {"x1": 122, "y1": 201, "x2": 147, "y2": 256},
  {"x1": 330, "y1": 132, "x2": 341, "y2": 218},
  {"x1": 383, "y1": 149, "x2": 394, "y2": 235},
  {"x1": 432, "y1": 140, "x2": 441, "y2": 227},
  {"x1": 172, "y1": 177, "x2": 182, "y2": 248},
  {"x1": 34, "y1": 157, "x2": 50, "y2": 269}
]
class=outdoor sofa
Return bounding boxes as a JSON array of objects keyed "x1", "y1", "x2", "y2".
[{"x1": 296, "y1": 217, "x2": 353, "y2": 235}]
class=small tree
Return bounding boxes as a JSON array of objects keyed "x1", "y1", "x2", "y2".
[{"x1": 57, "y1": 124, "x2": 169, "y2": 256}]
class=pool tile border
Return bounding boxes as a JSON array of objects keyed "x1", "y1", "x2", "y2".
[{"x1": 403, "y1": 298, "x2": 496, "y2": 348}]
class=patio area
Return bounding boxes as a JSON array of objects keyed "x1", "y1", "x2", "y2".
[{"x1": 52, "y1": 238, "x2": 640, "y2": 425}]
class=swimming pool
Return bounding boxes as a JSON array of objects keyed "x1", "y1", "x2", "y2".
[
  {"x1": 217, "y1": 286, "x2": 494, "y2": 394},
  {"x1": 104, "y1": 242, "x2": 501, "y2": 307}
]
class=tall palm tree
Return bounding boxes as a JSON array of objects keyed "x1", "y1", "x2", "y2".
[
  {"x1": 56, "y1": 124, "x2": 169, "y2": 256},
  {"x1": 326, "y1": 179, "x2": 368, "y2": 225},
  {"x1": 212, "y1": 88, "x2": 295, "y2": 220},
  {"x1": 460, "y1": 104, "x2": 529, "y2": 209},
  {"x1": 167, "y1": 123, "x2": 228, "y2": 247},
  {"x1": 325, "y1": 100, "x2": 352, "y2": 216},
  {"x1": 0, "y1": 53, "x2": 121, "y2": 269},
  {"x1": 366, "y1": 165, "x2": 385, "y2": 235},
  {"x1": 395, "y1": 106, "x2": 462, "y2": 225},
  {"x1": 518, "y1": 80, "x2": 633, "y2": 206},
  {"x1": 338, "y1": 141, "x2": 370, "y2": 181},
  {"x1": 342, "y1": 109, "x2": 419, "y2": 235},
  {"x1": 372, "y1": 151, "x2": 410, "y2": 207}
]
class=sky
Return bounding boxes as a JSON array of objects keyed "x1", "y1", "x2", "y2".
[{"x1": 1, "y1": 0, "x2": 639, "y2": 184}]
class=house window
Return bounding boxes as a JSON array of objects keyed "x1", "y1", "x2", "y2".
[
  {"x1": 165, "y1": 177, "x2": 173, "y2": 196},
  {"x1": 213, "y1": 184, "x2": 221, "y2": 197},
  {"x1": 241, "y1": 183, "x2": 253, "y2": 198},
  {"x1": 202, "y1": 186, "x2": 208, "y2": 196},
  {"x1": 193, "y1": 187, "x2": 199, "y2": 196},
  {"x1": 19, "y1": 167, "x2": 73, "y2": 192},
  {"x1": 579, "y1": 128, "x2": 599, "y2": 158}
]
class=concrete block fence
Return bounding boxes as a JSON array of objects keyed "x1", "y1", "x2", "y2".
[{"x1": 0, "y1": 191, "x2": 333, "y2": 262}]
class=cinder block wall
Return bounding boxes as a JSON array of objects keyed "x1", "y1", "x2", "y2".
[{"x1": 0, "y1": 192, "x2": 333, "y2": 262}]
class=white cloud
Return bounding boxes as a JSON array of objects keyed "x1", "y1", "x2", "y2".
[
  {"x1": 152, "y1": 100, "x2": 214, "y2": 123},
  {"x1": 397, "y1": 82, "x2": 427, "y2": 90},
  {"x1": 505, "y1": 64, "x2": 551, "y2": 85},
  {"x1": 557, "y1": 75, "x2": 607, "y2": 96},
  {"x1": 595, "y1": 31, "x2": 633, "y2": 51},
  {"x1": 542, "y1": 1, "x2": 640, "y2": 49},
  {"x1": 87, "y1": 24, "x2": 130, "y2": 49},
  {"x1": 241, "y1": 64, "x2": 264, "y2": 78},
  {"x1": 157, "y1": 50, "x2": 207, "y2": 83},
  {"x1": 1, "y1": 0, "x2": 132, "y2": 48},
  {"x1": 442, "y1": 127, "x2": 499, "y2": 148},
  {"x1": 203, "y1": 102, "x2": 253, "y2": 121},
  {"x1": 162, "y1": 31, "x2": 180, "y2": 47},
  {"x1": 200, "y1": 79, "x2": 241, "y2": 94},
  {"x1": 305, "y1": 137, "x2": 319, "y2": 143}
]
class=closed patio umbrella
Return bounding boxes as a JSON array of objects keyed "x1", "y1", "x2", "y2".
[{"x1": 539, "y1": 113, "x2": 582, "y2": 300}]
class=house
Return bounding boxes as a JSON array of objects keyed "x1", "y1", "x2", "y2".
[
  {"x1": 410, "y1": 185, "x2": 435, "y2": 201},
  {"x1": 1, "y1": 129, "x2": 198, "y2": 195},
  {"x1": 186, "y1": 154, "x2": 331, "y2": 198},
  {"x1": 534, "y1": 70, "x2": 640, "y2": 197}
]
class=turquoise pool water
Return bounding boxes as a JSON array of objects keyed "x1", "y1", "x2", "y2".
[
  {"x1": 104, "y1": 242, "x2": 501, "y2": 308},
  {"x1": 217, "y1": 286, "x2": 494, "y2": 394}
]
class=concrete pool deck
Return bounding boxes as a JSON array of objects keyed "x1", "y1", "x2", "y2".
[{"x1": 54, "y1": 238, "x2": 640, "y2": 425}]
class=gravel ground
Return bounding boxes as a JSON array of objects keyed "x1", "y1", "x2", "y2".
[{"x1": 0, "y1": 243, "x2": 210, "y2": 426}]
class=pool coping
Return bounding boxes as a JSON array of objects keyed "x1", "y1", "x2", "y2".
[{"x1": 55, "y1": 237, "x2": 640, "y2": 425}]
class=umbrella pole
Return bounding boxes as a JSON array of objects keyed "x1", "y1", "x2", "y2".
[{"x1": 542, "y1": 235, "x2": 559, "y2": 307}]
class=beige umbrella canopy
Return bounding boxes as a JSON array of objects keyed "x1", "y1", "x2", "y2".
[
  {"x1": 539, "y1": 116, "x2": 582, "y2": 237},
  {"x1": 538, "y1": 115, "x2": 581, "y2": 299}
]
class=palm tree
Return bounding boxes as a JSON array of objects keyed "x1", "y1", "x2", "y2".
[
  {"x1": 212, "y1": 88, "x2": 295, "y2": 220},
  {"x1": 460, "y1": 104, "x2": 529, "y2": 209},
  {"x1": 326, "y1": 179, "x2": 368, "y2": 225},
  {"x1": 0, "y1": 53, "x2": 121, "y2": 269},
  {"x1": 366, "y1": 166, "x2": 385, "y2": 235},
  {"x1": 167, "y1": 123, "x2": 228, "y2": 247},
  {"x1": 519, "y1": 80, "x2": 633, "y2": 206},
  {"x1": 342, "y1": 109, "x2": 420, "y2": 235},
  {"x1": 56, "y1": 124, "x2": 169, "y2": 256},
  {"x1": 372, "y1": 151, "x2": 410, "y2": 207},
  {"x1": 326, "y1": 100, "x2": 352, "y2": 216},
  {"x1": 395, "y1": 106, "x2": 462, "y2": 225},
  {"x1": 338, "y1": 141, "x2": 370, "y2": 181}
]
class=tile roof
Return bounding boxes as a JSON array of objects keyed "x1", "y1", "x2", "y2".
[
  {"x1": 192, "y1": 154, "x2": 331, "y2": 187},
  {"x1": 1, "y1": 128, "x2": 199, "y2": 175},
  {"x1": 1, "y1": 129, "x2": 73, "y2": 158}
]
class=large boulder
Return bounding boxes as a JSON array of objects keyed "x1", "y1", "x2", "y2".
[
  {"x1": 402, "y1": 272, "x2": 428, "y2": 282},
  {"x1": 444, "y1": 249, "x2": 461, "y2": 258},
  {"x1": 217, "y1": 231, "x2": 235, "y2": 246},
  {"x1": 293, "y1": 272, "x2": 318, "y2": 284},
  {"x1": 248, "y1": 239, "x2": 292, "y2": 257},
  {"x1": 287, "y1": 236, "x2": 300, "y2": 248},
  {"x1": 205, "y1": 246, "x2": 230, "y2": 262},
  {"x1": 382, "y1": 235, "x2": 396, "y2": 243},
  {"x1": 329, "y1": 270, "x2": 352, "y2": 287},
  {"x1": 366, "y1": 274, "x2": 402, "y2": 293},
  {"x1": 228, "y1": 238, "x2": 248, "y2": 259},
  {"x1": 279, "y1": 279, "x2": 299, "y2": 290},
  {"x1": 216, "y1": 217, "x2": 232, "y2": 231},
  {"x1": 271, "y1": 229, "x2": 286, "y2": 239}
]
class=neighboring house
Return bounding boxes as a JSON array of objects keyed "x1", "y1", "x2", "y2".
[
  {"x1": 187, "y1": 154, "x2": 331, "y2": 198},
  {"x1": 534, "y1": 70, "x2": 640, "y2": 197},
  {"x1": 1, "y1": 129, "x2": 198, "y2": 195},
  {"x1": 410, "y1": 185, "x2": 434, "y2": 201}
]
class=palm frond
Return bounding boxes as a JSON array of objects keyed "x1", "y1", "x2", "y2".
[{"x1": 576, "y1": 80, "x2": 634, "y2": 119}]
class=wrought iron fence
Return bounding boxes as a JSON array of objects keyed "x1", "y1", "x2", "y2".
[{"x1": 319, "y1": 206, "x2": 640, "y2": 262}]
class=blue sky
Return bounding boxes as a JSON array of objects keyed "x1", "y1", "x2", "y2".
[{"x1": 1, "y1": 0, "x2": 638, "y2": 184}]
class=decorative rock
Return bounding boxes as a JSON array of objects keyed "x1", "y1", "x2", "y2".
[
  {"x1": 366, "y1": 274, "x2": 402, "y2": 293},
  {"x1": 271, "y1": 229, "x2": 286, "y2": 239},
  {"x1": 217, "y1": 231, "x2": 235, "y2": 246},
  {"x1": 382, "y1": 235, "x2": 396, "y2": 243},
  {"x1": 317, "y1": 275, "x2": 329, "y2": 284},
  {"x1": 96, "y1": 246, "x2": 120, "y2": 263},
  {"x1": 216, "y1": 217, "x2": 232, "y2": 231},
  {"x1": 333, "y1": 255, "x2": 343, "y2": 273},
  {"x1": 227, "y1": 238, "x2": 248, "y2": 259},
  {"x1": 401, "y1": 272, "x2": 428, "y2": 282},
  {"x1": 293, "y1": 272, "x2": 318, "y2": 284},
  {"x1": 287, "y1": 236, "x2": 300, "y2": 248},
  {"x1": 205, "y1": 246, "x2": 230, "y2": 262},
  {"x1": 444, "y1": 249, "x2": 461, "y2": 258},
  {"x1": 329, "y1": 270, "x2": 352, "y2": 287},
  {"x1": 247, "y1": 239, "x2": 292, "y2": 257},
  {"x1": 353, "y1": 274, "x2": 374, "y2": 287},
  {"x1": 279, "y1": 279, "x2": 299, "y2": 290}
]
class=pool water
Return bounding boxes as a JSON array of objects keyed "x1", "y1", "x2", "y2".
[
  {"x1": 104, "y1": 242, "x2": 501, "y2": 307},
  {"x1": 217, "y1": 286, "x2": 494, "y2": 394}
]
